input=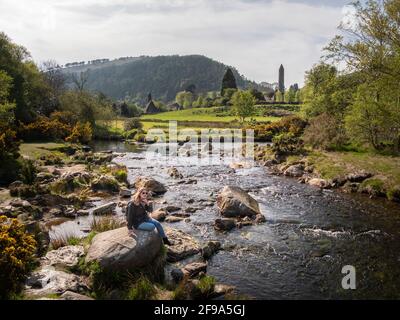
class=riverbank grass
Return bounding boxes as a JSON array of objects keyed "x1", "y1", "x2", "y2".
[
  {"x1": 307, "y1": 151, "x2": 400, "y2": 184},
  {"x1": 20, "y1": 142, "x2": 69, "y2": 160},
  {"x1": 303, "y1": 150, "x2": 400, "y2": 200}
]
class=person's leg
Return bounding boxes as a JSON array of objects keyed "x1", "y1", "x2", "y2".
[
  {"x1": 147, "y1": 218, "x2": 166, "y2": 238},
  {"x1": 137, "y1": 222, "x2": 156, "y2": 232}
]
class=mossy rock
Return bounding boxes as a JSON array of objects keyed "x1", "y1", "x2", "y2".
[
  {"x1": 387, "y1": 186, "x2": 400, "y2": 203},
  {"x1": 9, "y1": 184, "x2": 38, "y2": 198},
  {"x1": 359, "y1": 178, "x2": 386, "y2": 197},
  {"x1": 91, "y1": 175, "x2": 120, "y2": 193}
]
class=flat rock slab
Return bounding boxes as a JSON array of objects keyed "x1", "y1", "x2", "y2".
[
  {"x1": 85, "y1": 227, "x2": 162, "y2": 270},
  {"x1": 92, "y1": 202, "x2": 117, "y2": 215},
  {"x1": 42, "y1": 245, "x2": 85, "y2": 268},
  {"x1": 25, "y1": 266, "x2": 83, "y2": 297}
]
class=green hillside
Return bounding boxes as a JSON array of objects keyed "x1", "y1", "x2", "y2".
[{"x1": 62, "y1": 55, "x2": 269, "y2": 103}]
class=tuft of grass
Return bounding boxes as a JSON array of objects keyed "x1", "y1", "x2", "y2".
[
  {"x1": 126, "y1": 275, "x2": 156, "y2": 300},
  {"x1": 196, "y1": 275, "x2": 216, "y2": 297},
  {"x1": 172, "y1": 280, "x2": 188, "y2": 300},
  {"x1": 90, "y1": 216, "x2": 124, "y2": 233},
  {"x1": 67, "y1": 237, "x2": 81, "y2": 246},
  {"x1": 83, "y1": 231, "x2": 98, "y2": 246},
  {"x1": 50, "y1": 233, "x2": 81, "y2": 250},
  {"x1": 113, "y1": 169, "x2": 128, "y2": 184}
]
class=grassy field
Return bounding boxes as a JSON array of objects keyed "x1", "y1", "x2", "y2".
[
  {"x1": 141, "y1": 107, "x2": 281, "y2": 123},
  {"x1": 106, "y1": 120, "x2": 243, "y2": 132},
  {"x1": 99, "y1": 106, "x2": 285, "y2": 134},
  {"x1": 20, "y1": 142, "x2": 68, "y2": 160}
]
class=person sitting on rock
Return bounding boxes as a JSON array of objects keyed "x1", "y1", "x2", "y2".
[{"x1": 127, "y1": 187, "x2": 172, "y2": 245}]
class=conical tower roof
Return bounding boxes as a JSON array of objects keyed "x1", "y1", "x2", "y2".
[{"x1": 145, "y1": 100, "x2": 160, "y2": 114}]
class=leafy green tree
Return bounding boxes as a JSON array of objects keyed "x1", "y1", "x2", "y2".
[
  {"x1": 221, "y1": 68, "x2": 237, "y2": 96},
  {"x1": 295, "y1": 90, "x2": 303, "y2": 103},
  {"x1": 59, "y1": 91, "x2": 113, "y2": 126},
  {"x1": 302, "y1": 63, "x2": 361, "y2": 118},
  {"x1": 345, "y1": 83, "x2": 400, "y2": 151},
  {"x1": 0, "y1": 32, "x2": 53, "y2": 123},
  {"x1": 249, "y1": 88, "x2": 265, "y2": 102},
  {"x1": 275, "y1": 90, "x2": 284, "y2": 103},
  {"x1": 176, "y1": 91, "x2": 194, "y2": 109},
  {"x1": 193, "y1": 95, "x2": 205, "y2": 108},
  {"x1": 322, "y1": 0, "x2": 400, "y2": 152},
  {"x1": 231, "y1": 90, "x2": 256, "y2": 123},
  {"x1": 285, "y1": 87, "x2": 297, "y2": 104},
  {"x1": 154, "y1": 100, "x2": 167, "y2": 112},
  {"x1": 175, "y1": 91, "x2": 186, "y2": 106},
  {"x1": 0, "y1": 70, "x2": 20, "y2": 185}
]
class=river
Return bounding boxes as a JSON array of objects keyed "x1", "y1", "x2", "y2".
[{"x1": 50, "y1": 141, "x2": 400, "y2": 299}]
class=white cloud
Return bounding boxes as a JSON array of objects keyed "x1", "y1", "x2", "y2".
[{"x1": 0, "y1": 0, "x2": 350, "y2": 86}]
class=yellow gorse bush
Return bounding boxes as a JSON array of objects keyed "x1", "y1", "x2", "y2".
[{"x1": 0, "y1": 215, "x2": 37, "y2": 299}]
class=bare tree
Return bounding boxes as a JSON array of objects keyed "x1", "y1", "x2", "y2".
[
  {"x1": 40, "y1": 60, "x2": 66, "y2": 96},
  {"x1": 72, "y1": 70, "x2": 90, "y2": 92}
]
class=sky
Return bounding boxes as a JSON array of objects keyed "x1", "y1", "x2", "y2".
[{"x1": 0, "y1": 0, "x2": 354, "y2": 86}]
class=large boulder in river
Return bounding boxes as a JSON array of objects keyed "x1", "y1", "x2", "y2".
[
  {"x1": 216, "y1": 186, "x2": 260, "y2": 218},
  {"x1": 134, "y1": 177, "x2": 167, "y2": 194},
  {"x1": 85, "y1": 227, "x2": 163, "y2": 270}
]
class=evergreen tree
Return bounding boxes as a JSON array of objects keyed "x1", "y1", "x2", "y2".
[{"x1": 221, "y1": 68, "x2": 237, "y2": 95}]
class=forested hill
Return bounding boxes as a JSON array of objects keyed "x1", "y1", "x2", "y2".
[{"x1": 62, "y1": 55, "x2": 262, "y2": 102}]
